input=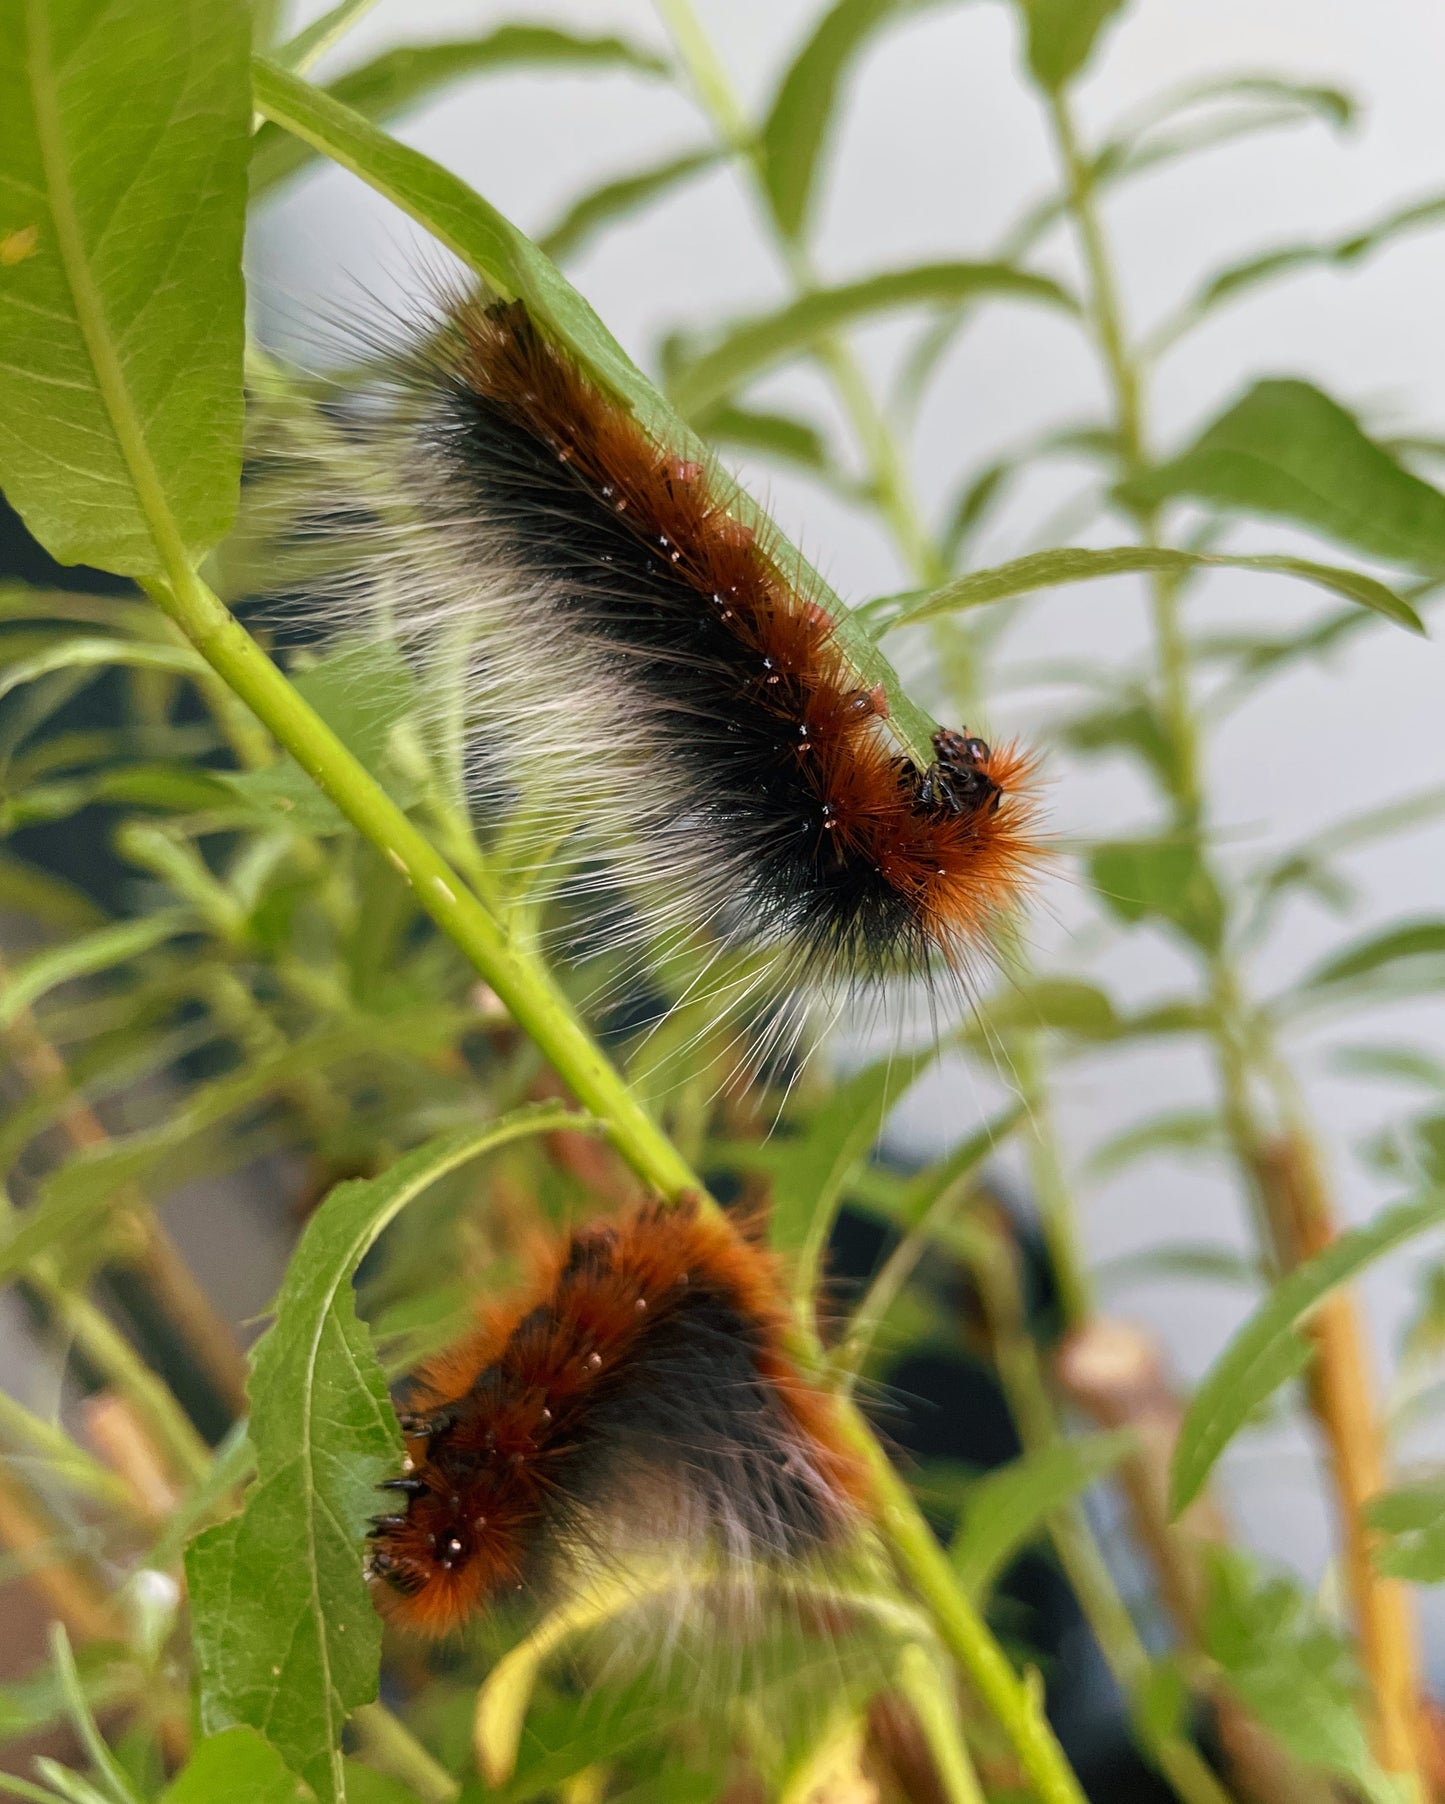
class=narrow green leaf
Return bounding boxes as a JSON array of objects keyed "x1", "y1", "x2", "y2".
[
  {"x1": 1086, "y1": 1110, "x2": 1224, "y2": 1179},
  {"x1": 1062, "y1": 691, "x2": 1179, "y2": 790},
  {"x1": 1158, "y1": 191, "x2": 1445, "y2": 350},
  {"x1": 252, "y1": 28, "x2": 667, "y2": 198},
  {"x1": 0, "y1": 586, "x2": 160, "y2": 634},
  {"x1": 158, "y1": 1729, "x2": 303, "y2": 1804},
  {"x1": 1095, "y1": 1243, "x2": 1263, "y2": 1293},
  {"x1": 940, "y1": 461, "x2": 1014, "y2": 567},
  {"x1": 1297, "y1": 920, "x2": 1445, "y2": 993},
  {"x1": 1367, "y1": 1481, "x2": 1445, "y2": 1582},
  {"x1": 759, "y1": 0, "x2": 950, "y2": 241},
  {"x1": 891, "y1": 1106, "x2": 1023, "y2": 1234},
  {"x1": 669, "y1": 263, "x2": 1074, "y2": 417},
  {"x1": 289, "y1": 641, "x2": 420, "y2": 769},
  {"x1": 768, "y1": 1049, "x2": 934, "y2": 1259},
  {"x1": 1370, "y1": 1116, "x2": 1445, "y2": 1189},
  {"x1": 1120, "y1": 72, "x2": 1354, "y2": 140},
  {"x1": 834, "y1": 1103, "x2": 1022, "y2": 1380},
  {"x1": 999, "y1": 74, "x2": 1354, "y2": 271},
  {"x1": 249, "y1": 57, "x2": 938, "y2": 768},
  {"x1": 4, "y1": 766, "x2": 236, "y2": 836},
  {"x1": 187, "y1": 1108, "x2": 590, "y2": 1800},
  {"x1": 1286, "y1": 785, "x2": 1445, "y2": 861},
  {"x1": 1017, "y1": 0, "x2": 1126, "y2": 90},
  {"x1": 0, "y1": 0, "x2": 250, "y2": 577},
  {"x1": 951, "y1": 1431, "x2": 1137, "y2": 1602},
  {"x1": 973, "y1": 977, "x2": 1123, "y2": 1040},
  {"x1": 1112, "y1": 1001, "x2": 1215, "y2": 1039},
  {"x1": 958, "y1": 981, "x2": 1210, "y2": 1047},
  {"x1": 1090, "y1": 838, "x2": 1225, "y2": 953},
  {"x1": 881, "y1": 544, "x2": 1424, "y2": 633},
  {"x1": 0, "y1": 639, "x2": 207, "y2": 709},
  {"x1": 0, "y1": 1649, "x2": 137, "y2": 1751},
  {"x1": 1332, "y1": 1044, "x2": 1445, "y2": 1090},
  {"x1": 218, "y1": 641, "x2": 421, "y2": 832},
  {"x1": 474, "y1": 1571, "x2": 678, "y2": 1787},
  {"x1": 0, "y1": 909, "x2": 191, "y2": 1032},
  {"x1": 694, "y1": 403, "x2": 834, "y2": 476},
  {"x1": 47, "y1": 1625, "x2": 140, "y2": 1804},
  {"x1": 1120, "y1": 381, "x2": 1445, "y2": 571},
  {"x1": 1171, "y1": 1188, "x2": 1445, "y2": 1516},
  {"x1": 539, "y1": 148, "x2": 724, "y2": 262},
  {"x1": 274, "y1": 0, "x2": 383, "y2": 74},
  {"x1": 1249, "y1": 792, "x2": 1445, "y2": 929},
  {"x1": 0, "y1": 854, "x2": 106, "y2": 934}
]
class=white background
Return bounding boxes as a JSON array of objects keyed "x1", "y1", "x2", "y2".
[{"x1": 257, "y1": 0, "x2": 1445, "y2": 1676}]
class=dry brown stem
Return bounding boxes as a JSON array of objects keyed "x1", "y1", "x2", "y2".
[{"x1": 1259, "y1": 1132, "x2": 1427, "y2": 1789}]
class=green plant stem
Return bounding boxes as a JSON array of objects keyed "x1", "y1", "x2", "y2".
[
  {"x1": 352, "y1": 1701, "x2": 460, "y2": 1803},
  {"x1": 895, "y1": 1642, "x2": 989, "y2": 1804},
  {"x1": 1044, "y1": 82, "x2": 1427, "y2": 1797},
  {"x1": 141, "y1": 571, "x2": 697, "y2": 1204},
  {"x1": 857, "y1": 1434, "x2": 1087, "y2": 1804},
  {"x1": 139, "y1": 561, "x2": 1089, "y2": 1804}
]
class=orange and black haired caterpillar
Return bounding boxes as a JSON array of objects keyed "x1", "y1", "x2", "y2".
[
  {"x1": 328, "y1": 292, "x2": 1039, "y2": 998},
  {"x1": 367, "y1": 1198, "x2": 868, "y2": 1636}
]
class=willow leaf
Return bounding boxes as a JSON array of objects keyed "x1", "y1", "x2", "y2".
[
  {"x1": 759, "y1": 0, "x2": 951, "y2": 241},
  {"x1": 1157, "y1": 191, "x2": 1445, "y2": 351},
  {"x1": 539, "y1": 148, "x2": 724, "y2": 261},
  {"x1": 252, "y1": 28, "x2": 667, "y2": 197},
  {"x1": 1367, "y1": 1482, "x2": 1445, "y2": 1583},
  {"x1": 1295, "y1": 920, "x2": 1445, "y2": 996},
  {"x1": 1120, "y1": 381, "x2": 1445, "y2": 571},
  {"x1": 1018, "y1": 0, "x2": 1126, "y2": 90},
  {"x1": 668, "y1": 262, "x2": 1074, "y2": 418},
  {"x1": 879, "y1": 545, "x2": 1423, "y2": 633},
  {"x1": 0, "y1": 1011, "x2": 474, "y2": 1285},
  {"x1": 951, "y1": 1431, "x2": 1137, "y2": 1601},
  {"x1": 188, "y1": 1108, "x2": 591, "y2": 1800},
  {"x1": 1171, "y1": 1188, "x2": 1445, "y2": 1515},
  {"x1": 0, "y1": 0, "x2": 249, "y2": 578},
  {"x1": 0, "y1": 908, "x2": 191, "y2": 1032}
]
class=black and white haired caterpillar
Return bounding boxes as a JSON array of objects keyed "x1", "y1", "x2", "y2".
[{"x1": 286, "y1": 290, "x2": 1039, "y2": 1028}]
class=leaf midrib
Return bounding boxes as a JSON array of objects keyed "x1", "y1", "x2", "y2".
[
  {"x1": 25, "y1": 0, "x2": 193, "y2": 585},
  {"x1": 281, "y1": 1109, "x2": 588, "y2": 1795}
]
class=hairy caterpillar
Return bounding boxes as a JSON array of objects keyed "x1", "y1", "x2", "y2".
[
  {"x1": 367, "y1": 1197, "x2": 866, "y2": 1636},
  {"x1": 304, "y1": 291, "x2": 1039, "y2": 1023}
]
